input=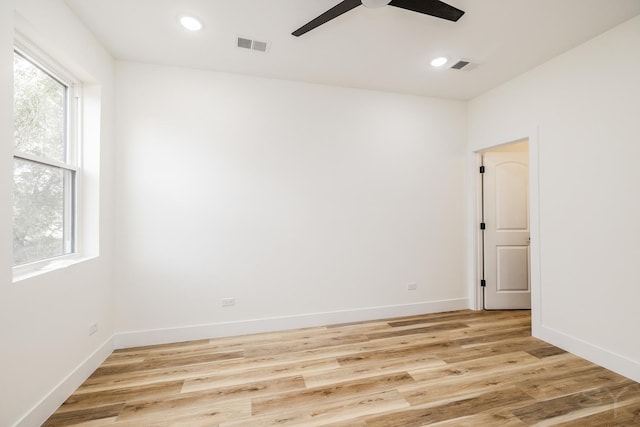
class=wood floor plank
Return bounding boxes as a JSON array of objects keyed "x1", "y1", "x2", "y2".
[
  {"x1": 452, "y1": 326, "x2": 533, "y2": 347},
  {"x1": 513, "y1": 380, "x2": 640, "y2": 425},
  {"x1": 42, "y1": 403, "x2": 123, "y2": 427},
  {"x1": 552, "y1": 398, "x2": 640, "y2": 426},
  {"x1": 89, "y1": 349, "x2": 244, "y2": 377},
  {"x1": 116, "y1": 375, "x2": 305, "y2": 422},
  {"x1": 56, "y1": 380, "x2": 185, "y2": 413},
  {"x1": 221, "y1": 389, "x2": 409, "y2": 426},
  {"x1": 336, "y1": 341, "x2": 451, "y2": 367},
  {"x1": 242, "y1": 333, "x2": 370, "y2": 358},
  {"x1": 407, "y1": 350, "x2": 542, "y2": 385},
  {"x1": 251, "y1": 372, "x2": 415, "y2": 416},
  {"x1": 43, "y1": 309, "x2": 640, "y2": 426},
  {"x1": 401, "y1": 354, "x2": 565, "y2": 406},
  {"x1": 77, "y1": 357, "x2": 250, "y2": 393},
  {"x1": 112, "y1": 398, "x2": 251, "y2": 426},
  {"x1": 429, "y1": 409, "x2": 529, "y2": 426},
  {"x1": 365, "y1": 322, "x2": 470, "y2": 340},
  {"x1": 363, "y1": 387, "x2": 536, "y2": 427},
  {"x1": 181, "y1": 357, "x2": 340, "y2": 393},
  {"x1": 318, "y1": 420, "x2": 368, "y2": 427},
  {"x1": 304, "y1": 354, "x2": 444, "y2": 389},
  {"x1": 525, "y1": 344, "x2": 567, "y2": 359},
  {"x1": 111, "y1": 339, "x2": 210, "y2": 355},
  {"x1": 515, "y1": 364, "x2": 631, "y2": 401},
  {"x1": 437, "y1": 335, "x2": 552, "y2": 363}
]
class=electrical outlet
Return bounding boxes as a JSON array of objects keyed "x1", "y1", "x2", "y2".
[
  {"x1": 407, "y1": 282, "x2": 417, "y2": 291},
  {"x1": 222, "y1": 297, "x2": 235, "y2": 307},
  {"x1": 88, "y1": 323, "x2": 98, "y2": 336}
]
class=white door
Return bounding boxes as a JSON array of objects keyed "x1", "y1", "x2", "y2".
[{"x1": 483, "y1": 152, "x2": 530, "y2": 309}]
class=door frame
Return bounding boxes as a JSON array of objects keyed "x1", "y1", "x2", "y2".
[{"x1": 470, "y1": 129, "x2": 541, "y2": 332}]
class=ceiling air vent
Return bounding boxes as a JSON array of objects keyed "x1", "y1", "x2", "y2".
[
  {"x1": 451, "y1": 60, "x2": 469, "y2": 69},
  {"x1": 236, "y1": 36, "x2": 269, "y2": 53},
  {"x1": 450, "y1": 59, "x2": 478, "y2": 71}
]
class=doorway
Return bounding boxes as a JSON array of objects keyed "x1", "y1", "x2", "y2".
[{"x1": 478, "y1": 139, "x2": 531, "y2": 309}]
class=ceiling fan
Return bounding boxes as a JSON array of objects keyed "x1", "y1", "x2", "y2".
[{"x1": 292, "y1": 0, "x2": 465, "y2": 37}]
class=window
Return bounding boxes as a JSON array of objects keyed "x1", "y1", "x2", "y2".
[{"x1": 13, "y1": 48, "x2": 80, "y2": 267}]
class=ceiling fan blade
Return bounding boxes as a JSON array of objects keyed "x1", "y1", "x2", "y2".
[
  {"x1": 292, "y1": 0, "x2": 362, "y2": 37},
  {"x1": 388, "y1": 0, "x2": 464, "y2": 22}
]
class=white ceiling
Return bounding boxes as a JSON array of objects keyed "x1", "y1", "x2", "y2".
[{"x1": 64, "y1": 0, "x2": 640, "y2": 100}]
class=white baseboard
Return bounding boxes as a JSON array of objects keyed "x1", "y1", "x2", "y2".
[
  {"x1": 536, "y1": 324, "x2": 640, "y2": 383},
  {"x1": 15, "y1": 337, "x2": 114, "y2": 427},
  {"x1": 114, "y1": 298, "x2": 469, "y2": 349}
]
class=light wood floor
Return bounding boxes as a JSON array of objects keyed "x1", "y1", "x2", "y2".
[{"x1": 44, "y1": 310, "x2": 640, "y2": 426}]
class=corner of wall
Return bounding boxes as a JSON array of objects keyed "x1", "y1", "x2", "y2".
[
  {"x1": 14, "y1": 337, "x2": 115, "y2": 427},
  {"x1": 537, "y1": 325, "x2": 640, "y2": 384}
]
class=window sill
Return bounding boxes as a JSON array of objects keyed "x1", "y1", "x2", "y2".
[{"x1": 12, "y1": 255, "x2": 96, "y2": 283}]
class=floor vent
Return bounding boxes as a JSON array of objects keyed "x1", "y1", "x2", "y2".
[{"x1": 236, "y1": 36, "x2": 269, "y2": 53}]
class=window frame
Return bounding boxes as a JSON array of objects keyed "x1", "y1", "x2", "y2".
[{"x1": 12, "y1": 37, "x2": 83, "y2": 276}]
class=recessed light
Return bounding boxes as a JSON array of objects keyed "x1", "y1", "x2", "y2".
[
  {"x1": 430, "y1": 57, "x2": 448, "y2": 67},
  {"x1": 179, "y1": 15, "x2": 203, "y2": 32}
]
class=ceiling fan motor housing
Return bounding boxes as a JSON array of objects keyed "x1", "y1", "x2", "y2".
[{"x1": 361, "y1": 0, "x2": 393, "y2": 8}]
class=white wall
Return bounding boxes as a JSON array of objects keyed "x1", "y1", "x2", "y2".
[
  {"x1": 468, "y1": 15, "x2": 640, "y2": 380},
  {"x1": 114, "y1": 62, "x2": 468, "y2": 343},
  {"x1": 0, "y1": 0, "x2": 16, "y2": 417},
  {"x1": 0, "y1": 1, "x2": 116, "y2": 426}
]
